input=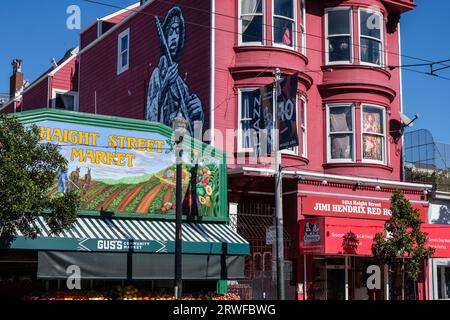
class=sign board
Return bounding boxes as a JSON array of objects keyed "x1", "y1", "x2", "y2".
[
  {"x1": 266, "y1": 225, "x2": 276, "y2": 245},
  {"x1": 299, "y1": 218, "x2": 325, "y2": 254},
  {"x1": 17, "y1": 109, "x2": 227, "y2": 219},
  {"x1": 302, "y1": 195, "x2": 427, "y2": 221},
  {"x1": 300, "y1": 217, "x2": 384, "y2": 256}
]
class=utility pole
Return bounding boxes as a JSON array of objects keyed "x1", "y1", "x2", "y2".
[
  {"x1": 172, "y1": 112, "x2": 188, "y2": 300},
  {"x1": 273, "y1": 68, "x2": 285, "y2": 300}
]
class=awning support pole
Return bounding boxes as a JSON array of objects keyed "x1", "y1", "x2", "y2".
[{"x1": 345, "y1": 256, "x2": 349, "y2": 300}]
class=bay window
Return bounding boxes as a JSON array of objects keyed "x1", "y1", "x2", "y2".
[
  {"x1": 359, "y1": 9, "x2": 384, "y2": 66},
  {"x1": 327, "y1": 105, "x2": 354, "y2": 162},
  {"x1": 325, "y1": 8, "x2": 352, "y2": 64},
  {"x1": 239, "y1": 0, "x2": 264, "y2": 44},
  {"x1": 362, "y1": 105, "x2": 386, "y2": 163},
  {"x1": 273, "y1": 0, "x2": 296, "y2": 48}
]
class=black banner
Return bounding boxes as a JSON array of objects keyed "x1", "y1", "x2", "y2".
[{"x1": 276, "y1": 75, "x2": 298, "y2": 151}]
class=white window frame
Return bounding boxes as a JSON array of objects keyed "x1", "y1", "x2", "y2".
[
  {"x1": 300, "y1": 0, "x2": 307, "y2": 55},
  {"x1": 326, "y1": 103, "x2": 356, "y2": 163},
  {"x1": 358, "y1": 9, "x2": 384, "y2": 67},
  {"x1": 238, "y1": 0, "x2": 266, "y2": 46},
  {"x1": 361, "y1": 104, "x2": 386, "y2": 164},
  {"x1": 117, "y1": 28, "x2": 130, "y2": 75},
  {"x1": 238, "y1": 88, "x2": 258, "y2": 153},
  {"x1": 281, "y1": 95, "x2": 308, "y2": 158},
  {"x1": 272, "y1": 0, "x2": 297, "y2": 50},
  {"x1": 51, "y1": 89, "x2": 79, "y2": 111},
  {"x1": 324, "y1": 7, "x2": 353, "y2": 65},
  {"x1": 300, "y1": 96, "x2": 307, "y2": 157}
]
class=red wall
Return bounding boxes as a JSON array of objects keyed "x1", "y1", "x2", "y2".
[
  {"x1": 78, "y1": 0, "x2": 211, "y2": 128},
  {"x1": 52, "y1": 58, "x2": 78, "y2": 92},
  {"x1": 214, "y1": 0, "x2": 406, "y2": 182},
  {"x1": 22, "y1": 77, "x2": 49, "y2": 110},
  {"x1": 80, "y1": 23, "x2": 98, "y2": 50}
]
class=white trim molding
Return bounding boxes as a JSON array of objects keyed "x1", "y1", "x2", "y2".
[{"x1": 228, "y1": 166, "x2": 433, "y2": 191}]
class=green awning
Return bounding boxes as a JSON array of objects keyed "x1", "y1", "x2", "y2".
[{"x1": 2, "y1": 216, "x2": 249, "y2": 256}]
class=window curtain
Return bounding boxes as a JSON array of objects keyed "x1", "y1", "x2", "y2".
[
  {"x1": 241, "y1": 0, "x2": 262, "y2": 34},
  {"x1": 330, "y1": 107, "x2": 352, "y2": 159}
]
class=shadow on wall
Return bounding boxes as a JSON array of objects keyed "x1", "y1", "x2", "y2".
[{"x1": 432, "y1": 205, "x2": 450, "y2": 225}]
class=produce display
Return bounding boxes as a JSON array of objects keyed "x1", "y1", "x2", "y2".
[{"x1": 23, "y1": 285, "x2": 241, "y2": 300}]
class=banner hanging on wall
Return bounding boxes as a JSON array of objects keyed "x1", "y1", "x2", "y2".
[{"x1": 276, "y1": 74, "x2": 299, "y2": 151}]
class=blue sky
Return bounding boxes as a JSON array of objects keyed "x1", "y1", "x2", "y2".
[{"x1": 0, "y1": 0, "x2": 449, "y2": 142}]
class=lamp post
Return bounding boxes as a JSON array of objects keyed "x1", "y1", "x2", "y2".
[
  {"x1": 273, "y1": 68, "x2": 286, "y2": 300},
  {"x1": 172, "y1": 112, "x2": 188, "y2": 300}
]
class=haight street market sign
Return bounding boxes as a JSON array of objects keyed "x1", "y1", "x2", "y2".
[
  {"x1": 16, "y1": 109, "x2": 227, "y2": 219},
  {"x1": 301, "y1": 195, "x2": 428, "y2": 221}
]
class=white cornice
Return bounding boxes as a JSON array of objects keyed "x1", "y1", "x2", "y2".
[{"x1": 228, "y1": 167, "x2": 432, "y2": 190}]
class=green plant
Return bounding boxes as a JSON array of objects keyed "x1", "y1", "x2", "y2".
[
  {"x1": 0, "y1": 114, "x2": 81, "y2": 240},
  {"x1": 371, "y1": 190, "x2": 435, "y2": 300}
]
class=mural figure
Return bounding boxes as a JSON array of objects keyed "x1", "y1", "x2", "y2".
[
  {"x1": 56, "y1": 166, "x2": 68, "y2": 193},
  {"x1": 68, "y1": 167, "x2": 80, "y2": 192},
  {"x1": 83, "y1": 168, "x2": 92, "y2": 192},
  {"x1": 145, "y1": 6, "x2": 204, "y2": 136}
]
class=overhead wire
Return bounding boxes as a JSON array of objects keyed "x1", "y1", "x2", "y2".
[{"x1": 82, "y1": 0, "x2": 450, "y2": 79}]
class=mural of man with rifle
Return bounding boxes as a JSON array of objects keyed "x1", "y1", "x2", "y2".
[{"x1": 145, "y1": 6, "x2": 204, "y2": 137}]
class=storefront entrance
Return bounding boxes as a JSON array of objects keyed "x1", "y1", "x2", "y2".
[
  {"x1": 430, "y1": 259, "x2": 450, "y2": 300},
  {"x1": 310, "y1": 256, "x2": 385, "y2": 300}
]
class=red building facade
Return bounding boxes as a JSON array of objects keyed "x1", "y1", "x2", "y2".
[{"x1": 4, "y1": 0, "x2": 445, "y2": 300}]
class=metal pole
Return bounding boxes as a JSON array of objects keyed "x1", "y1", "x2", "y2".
[
  {"x1": 174, "y1": 138, "x2": 183, "y2": 300},
  {"x1": 274, "y1": 68, "x2": 285, "y2": 300}
]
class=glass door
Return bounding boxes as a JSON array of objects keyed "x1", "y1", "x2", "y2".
[
  {"x1": 326, "y1": 264, "x2": 345, "y2": 300},
  {"x1": 437, "y1": 265, "x2": 450, "y2": 300}
]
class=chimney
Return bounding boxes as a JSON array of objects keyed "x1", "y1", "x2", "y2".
[{"x1": 10, "y1": 59, "x2": 23, "y2": 99}]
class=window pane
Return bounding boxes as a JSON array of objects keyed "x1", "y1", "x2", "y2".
[
  {"x1": 242, "y1": 15, "x2": 263, "y2": 43},
  {"x1": 363, "y1": 134, "x2": 383, "y2": 161},
  {"x1": 121, "y1": 35, "x2": 128, "y2": 51},
  {"x1": 331, "y1": 134, "x2": 353, "y2": 159},
  {"x1": 121, "y1": 52, "x2": 128, "y2": 67},
  {"x1": 361, "y1": 38, "x2": 381, "y2": 65},
  {"x1": 273, "y1": 18, "x2": 294, "y2": 46},
  {"x1": 241, "y1": 91, "x2": 259, "y2": 149},
  {"x1": 328, "y1": 9, "x2": 350, "y2": 35},
  {"x1": 55, "y1": 94, "x2": 75, "y2": 110},
  {"x1": 274, "y1": 0, "x2": 293, "y2": 18},
  {"x1": 363, "y1": 107, "x2": 383, "y2": 134},
  {"x1": 360, "y1": 11, "x2": 381, "y2": 39},
  {"x1": 330, "y1": 107, "x2": 352, "y2": 132},
  {"x1": 328, "y1": 36, "x2": 351, "y2": 62},
  {"x1": 241, "y1": 0, "x2": 262, "y2": 14}
]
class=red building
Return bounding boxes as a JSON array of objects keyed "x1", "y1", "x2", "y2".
[{"x1": 3, "y1": 0, "x2": 449, "y2": 300}]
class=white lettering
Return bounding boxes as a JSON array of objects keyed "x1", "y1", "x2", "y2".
[{"x1": 66, "y1": 265, "x2": 81, "y2": 290}]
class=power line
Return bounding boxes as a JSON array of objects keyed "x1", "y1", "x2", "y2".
[{"x1": 83, "y1": 0, "x2": 450, "y2": 72}]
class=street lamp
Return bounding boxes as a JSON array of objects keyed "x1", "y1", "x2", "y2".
[{"x1": 172, "y1": 111, "x2": 188, "y2": 300}]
